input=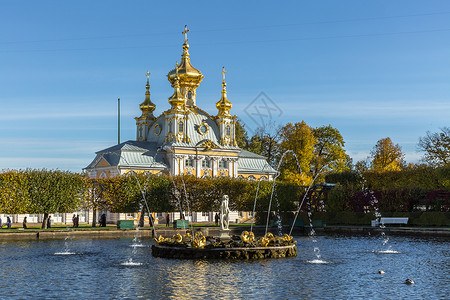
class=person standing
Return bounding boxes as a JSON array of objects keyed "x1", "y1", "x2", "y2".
[
  {"x1": 165, "y1": 213, "x2": 170, "y2": 227},
  {"x1": 6, "y1": 216, "x2": 11, "y2": 229},
  {"x1": 215, "y1": 213, "x2": 219, "y2": 226},
  {"x1": 47, "y1": 216, "x2": 51, "y2": 228},
  {"x1": 72, "y1": 214, "x2": 76, "y2": 228},
  {"x1": 23, "y1": 217, "x2": 27, "y2": 229},
  {"x1": 75, "y1": 215, "x2": 79, "y2": 228}
]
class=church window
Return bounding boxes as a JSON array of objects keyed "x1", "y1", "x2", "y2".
[
  {"x1": 202, "y1": 159, "x2": 211, "y2": 168},
  {"x1": 225, "y1": 125, "x2": 231, "y2": 136},
  {"x1": 178, "y1": 120, "x2": 184, "y2": 132},
  {"x1": 185, "y1": 158, "x2": 194, "y2": 168},
  {"x1": 139, "y1": 126, "x2": 143, "y2": 138},
  {"x1": 219, "y1": 159, "x2": 227, "y2": 169},
  {"x1": 168, "y1": 121, "x2": 172, "y2": 133},
  {"x1": 188, "y1": 91, "x2": 192, "y2": 99}
]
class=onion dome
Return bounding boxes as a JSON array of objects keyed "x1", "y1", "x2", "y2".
[
  {"x1": 216, "y1": 67, "x2": 232, "y2": 117},
  {"x1": 167, "y1": 26, "x2": 204, "y2": 88},
  {"x1": 138, "y1": 71, "x2": 156, "y2": 118},
  {"x1": 168, "y1": 63, "x2": 186, "y2": 109}
]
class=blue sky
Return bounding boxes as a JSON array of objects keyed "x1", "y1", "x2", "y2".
[{"x1": 1, "y1": 1, "x2": 449, "y2": 172}]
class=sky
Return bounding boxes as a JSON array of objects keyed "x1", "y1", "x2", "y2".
[{"x1": 1, "y1": 1, "x2": 449, "y2": 172}]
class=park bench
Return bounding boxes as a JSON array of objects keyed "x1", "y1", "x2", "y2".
[{"x1": 371, "y1": 217, "x2": 409, "y2": 227}]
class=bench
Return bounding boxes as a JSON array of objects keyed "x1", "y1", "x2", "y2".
[{"x1": 371, "y1": 217, "x2": 408, "y2": 227}]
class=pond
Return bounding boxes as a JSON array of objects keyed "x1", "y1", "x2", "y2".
[{"x1": 0, "y1": 233, "x2": 448, "y2": 299}]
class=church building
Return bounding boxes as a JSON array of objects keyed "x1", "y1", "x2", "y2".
[{"x1": 85, "y1": 26, "x2": 276, "y2": 182}]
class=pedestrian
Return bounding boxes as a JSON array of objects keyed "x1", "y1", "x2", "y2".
[
  {"x1": 23, "y1": 216, "x2": 27, "y2": 229},
  {"x1": 100, "y1": 213, "x2": 106, "y2": 227},
  {"x1": 47, "y1": 216, "x2": 51, "y2": 228},
  {"x1": 75, "y1": 215, "x2": 79, "y2": 228},
  {"x1": 6, "y1": 216, "x2": 11, "y2": 229},
  {"x1": 215, "y1": 213, "x2": 219, "y2": 226},
  {"x1": 72, "y1": 214, "x2": 76, "y2": 227},
  {"x1": 166, "y1": 213, "x2": 170, "y2": 227},
  {"x1": 0, "y1": 217, "x2": 2, "y2": 229}
]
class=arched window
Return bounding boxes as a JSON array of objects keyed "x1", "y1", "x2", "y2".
[
  {"x1": 225, "y1": 125, "x2": 231, "y2": 136},
  {"x1": 187, "y1": 91, "x2": 192, "y2": 99},
  {"x1": 248, "y1": 175, "x2": 257, "y2": 181},
  {"x1": 168, "y1": 121, "x2": 172, "y2": 133},
  {"x1": 178, "y1": 120, "x2": 184, "y2": 132}
]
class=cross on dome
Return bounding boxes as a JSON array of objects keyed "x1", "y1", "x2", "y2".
[
  {"x1": 222, "y1": 67, "x2": 226, "y2": 82},
  {"x1": 182, "y1": 25, "x2": 189, "y2": 42},
  {"x1": 146, "y1": 70, "x2": 150, "y2": 79}
]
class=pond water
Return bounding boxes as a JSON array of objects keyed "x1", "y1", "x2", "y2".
[{"x1": 0, "y1": 233, "x2": 448, "y2": 299}]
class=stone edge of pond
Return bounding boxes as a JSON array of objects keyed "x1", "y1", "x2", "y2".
[{"x1": 0, "y1": 225, "x2": 448, "y2": 240}]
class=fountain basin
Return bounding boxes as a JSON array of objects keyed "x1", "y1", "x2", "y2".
[{"x1": 151, "y1": 244, "x2": 297, "y2": 259}]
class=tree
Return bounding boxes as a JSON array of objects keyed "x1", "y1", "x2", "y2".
[
  {"x1": 246, "y1": 121, "x2": 282, "y2": 166},
  {"x1": 0, "y1": 170, "x2": 31, "y2": 214},
  {"x1": 234, "y1": 117, "x2": 249, "y2": 149},
  {"x1": 279, "y1": 121, "x2": 316, "y2": 185},
  {"x1": 370, "y1": 137, "x2": 405, "y2": 171},
  {"x1": 26, "y1": 169, "x2": 84, "y2": 229},
  {"x1": 418, "y1": 127, "x2": 450, "y2": 167},
  {"x1": 312, "y1": 125, "x2": 349, "y2": 177}
]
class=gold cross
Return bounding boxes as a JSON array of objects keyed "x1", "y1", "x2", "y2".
[
  {"x1": 182, "y1": 25, "x2": 189, "y2": 41},
  {"x1": 222, "y1": 67, "x2": 226, "y2": 81},
  {"x1": 146, "y1": 70, "x2": 150, "y2": 79}
]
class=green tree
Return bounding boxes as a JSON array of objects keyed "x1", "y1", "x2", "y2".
[
  {"x1": 370, "y1": 137, "x2": 405, "y2": 171},
  {"x1": 418, "y1": 127, "x2": 450, "y2": 167},
  {"x1": 0, "y1": 170, "x2": 31, "y2": 214},
  {"x1": 234, "y1": 117, "x2": 249, "y2": 149},
  {"x1": 26, "y1": 169, "x2": 84, "y2": 229},
  {"x1": 246, "y1": 122, "x2": 282, "y2": 166},
  {"x1": 312, "y1": 125, "x2": 349, "y2": 177}
]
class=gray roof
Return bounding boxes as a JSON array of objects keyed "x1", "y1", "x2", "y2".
[
  {"x1": 85, "y1": 140, "x2": 167, "y2": 170},
  {"x1": 238, "y1": 150, "x2": 276, "y2": 174}
]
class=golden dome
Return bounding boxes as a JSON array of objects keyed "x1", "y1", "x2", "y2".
[
  {"x1": 139, "y1": 71, "x2": 156, "y2": 117},
  {"x1": 216, "y1": 67, "x2": 232, "y2": 117},
  {"x1": 167, "y1": 26, "x2": 204, "y2": 88},
  {"x1": 168, "y1": 64, "x2": 186, "y2": 109}
]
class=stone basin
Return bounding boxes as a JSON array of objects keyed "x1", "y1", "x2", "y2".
[{"x1": 151, "y1": 244, "x2": 297, "y2": 259}]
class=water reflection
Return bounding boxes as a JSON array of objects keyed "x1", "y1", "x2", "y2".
[{"x1": 0, "y1": 235, "x2": 448, "y2": 299}]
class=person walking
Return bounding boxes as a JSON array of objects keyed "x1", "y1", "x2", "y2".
[
  {"x1": 23, "y1": 216, "x2": 27, "y2": 229},
  {"x1": 6, "y1": 216, "x2": 11, "y2": 229},
  {"x1": 165, "y1": 213, "x2": 170, "y2": 227},
  {"x1": 72, "y1": 214, "x2": 76, "y2": 228}
]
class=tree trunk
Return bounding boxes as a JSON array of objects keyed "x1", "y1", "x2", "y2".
[
  {"x1": 92, "y1": 209, "x2": 97, "y2": 227},
  {"x1": 41, "y1": 212, "x2": 49, "y2": 229}
]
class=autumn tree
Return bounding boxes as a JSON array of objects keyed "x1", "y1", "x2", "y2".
[
  {"x1": 279, "y1": 121, "x2": 316, "y2": 185},
  {"x1": 370, "y1": 137, "x2": 405, "y2": 171},
  {"x1": 418, "y1": 127, "x2": 450, "y2": 167},
  {"x1": 311, "y1": 125, "x2": 349, "y2": 177}
]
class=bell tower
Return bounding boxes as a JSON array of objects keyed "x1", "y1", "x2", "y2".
[{"x1": 215, "y1": 67, "x2": 236, "y2": 146}]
